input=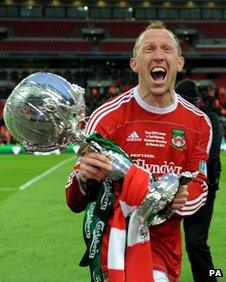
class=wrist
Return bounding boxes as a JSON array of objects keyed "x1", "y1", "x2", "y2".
[
  {"x1": 77, "y1": 173, "x2": 87, "y2": 195},
  {"x1": 79, "y1": 174, "x2": 87, "y2": 184}
]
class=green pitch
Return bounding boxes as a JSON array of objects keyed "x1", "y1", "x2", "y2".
[{"x1": 0, "y1": 152, "x2": 225, "y2": 281}]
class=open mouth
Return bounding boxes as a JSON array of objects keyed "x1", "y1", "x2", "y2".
[{"x1": 150, "y1": 67, "x2": 167, "y2": 82}]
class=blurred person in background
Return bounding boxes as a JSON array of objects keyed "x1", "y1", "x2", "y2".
[
  {"x1": 175, "y1": 79, "x2": 223, "y2": 282},
  {"x1": 199, "y1": 85, "x2": 220, "y2": 115},
  {"x1": 65, "y1": 21, "x2": 212, "y2": 282},
  {"x1": 215, "y1": 87, "x2": 226, "y2": 139},
  {"x1": 0, "y1": 100, "x2": 12, "y2": 144}
]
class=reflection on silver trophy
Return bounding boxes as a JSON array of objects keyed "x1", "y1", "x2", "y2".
[
  {"x1": 3, "y1": 72, "x2": 86, "y2": 153},
  {"x1": 3, "y1": 72, "x2": 198, "y2": 226},
  {"x1": 3, "y1": 72, "x2": 131, "y2": 180}
]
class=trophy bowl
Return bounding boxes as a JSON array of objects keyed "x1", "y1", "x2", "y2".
[{"x1": 3, "y1": 72, "x2": 86, "y2": 152}]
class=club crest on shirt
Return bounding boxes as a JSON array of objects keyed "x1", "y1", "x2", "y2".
[{"x1": 171, "y1": 129, "x2": 186, "y2": 150}]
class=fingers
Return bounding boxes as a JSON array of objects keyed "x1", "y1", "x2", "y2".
[
  {"x1": 170, "y1": 185, "x2": 189, "y2": 210},
  {"x1": 80, "y1": 166, "x2": 107, "y2": 182},
  {"x1": 81, "y1": 152, "x2": 111, "y2": 169},
  {"x1": 79, "y1": 152, "x2": 112, "y2": 182}
]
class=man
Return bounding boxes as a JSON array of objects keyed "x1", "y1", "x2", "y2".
[
  {"x1": 65, "y1": 21, "x2": 212, "y2": 281},
  {"x1": 175, "y1": 79, "x2": 222, "y2": 282}
]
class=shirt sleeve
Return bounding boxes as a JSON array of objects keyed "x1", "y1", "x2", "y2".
[
  {"x1": 65, "y1": 109, "x2": 111, "y2": 213},
  {"x1": 175, "y1": 115, "x2": 212, "y2": 216},
  {"x1": 65, "y1": 166, "x2": 88, "y2": 213}
]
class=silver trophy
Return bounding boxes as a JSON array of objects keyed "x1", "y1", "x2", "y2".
[
  {"x1": 3, "y1": 72, "x2": 198, "y2": 226},
  {"x1": 3, "y1": 72, "x2": 131, "y2": 180}
]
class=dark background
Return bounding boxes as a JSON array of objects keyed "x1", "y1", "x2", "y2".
[{"x1": 1, "y1": 0, "x2": 226, "y2": 142}]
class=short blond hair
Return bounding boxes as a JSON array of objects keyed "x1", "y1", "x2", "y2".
[{"x1": 132, "y1": 20, "x2": 182, "y2": 57}]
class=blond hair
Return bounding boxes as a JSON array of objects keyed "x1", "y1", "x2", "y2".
[{"x1": 132, "y1": 20, "x2": 182, "y2": 57}]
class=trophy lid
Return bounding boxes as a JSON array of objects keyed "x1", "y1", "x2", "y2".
[{"x1": 3, "y1": 72, "x2": 85, "y2": 152}]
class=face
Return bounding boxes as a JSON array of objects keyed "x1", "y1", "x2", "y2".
[{"x1": 130, "y1": 28, "x2": 184, "y2": 100}]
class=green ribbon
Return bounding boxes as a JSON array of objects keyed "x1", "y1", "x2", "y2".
[
  {"x1": 80, "y1": 178, "x2": 114, "y2": 281},
  {"x1": 79, "y1": 132, "x2": 130, "y2": 281},
  {"x1": 86, "y1": 132, "x2": 130, "y2": 160}
]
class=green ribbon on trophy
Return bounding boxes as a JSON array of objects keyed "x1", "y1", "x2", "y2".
[
  {"x1": 79, "y1": 133, "x2": 131, "y2": 281},
  {"x1": 86, "y1": 132, "x2": 130, "y2": 159}
]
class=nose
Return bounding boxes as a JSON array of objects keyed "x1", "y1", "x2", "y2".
[{"x1": 153, "y1": 47, "x2": 164, "y2": 62}]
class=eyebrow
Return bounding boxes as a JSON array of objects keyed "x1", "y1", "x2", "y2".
[{"x1": 142, "y1": 41, "x2": 175, "y2": 49}]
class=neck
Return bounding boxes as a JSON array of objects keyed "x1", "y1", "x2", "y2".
[{"x1": 138, "y1": 87, "x2": 175, "y2": 108}]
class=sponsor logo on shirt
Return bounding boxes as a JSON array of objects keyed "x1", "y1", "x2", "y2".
[
  {"x1": 171, "y1": 129, "x2": 186, "y2": 150},
  {"x1": 126, "y1": 131, "x2": 142, "y2": 142},
  {"x1": 133, "y1": 159, "x2": 183, "y2": 174}
]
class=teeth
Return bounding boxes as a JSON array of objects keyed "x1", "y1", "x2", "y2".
[{"x1": 152, "y1": 67, "x2": 165, "y2": 73}]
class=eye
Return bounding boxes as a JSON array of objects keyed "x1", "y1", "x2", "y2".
[
  {"x1": 145, "y1": 46, "x2": 155, "y2": 52},
  {"x1": 164, "y1": 46, "x2": 172, "y2": 53}
]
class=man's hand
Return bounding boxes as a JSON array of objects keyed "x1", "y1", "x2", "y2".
[
  {"x1": 79, "y1": 152, "x2": 112, "y2": 182},
  {"x1": 170, "y1": 185, "x2": 188, "y2": 210}
]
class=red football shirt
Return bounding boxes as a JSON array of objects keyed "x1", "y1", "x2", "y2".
[{"x1": 66, "y1": 86, "x2": 212, "y2": 281}]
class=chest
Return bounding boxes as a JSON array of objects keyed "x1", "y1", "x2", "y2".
[{"x1": 110, "y1": 120, "x2": 195, "y2": 175}]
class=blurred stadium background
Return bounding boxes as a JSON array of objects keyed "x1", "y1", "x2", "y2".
[{"x1": 0, "y1": 0, "x2": 226, "y2": 281}]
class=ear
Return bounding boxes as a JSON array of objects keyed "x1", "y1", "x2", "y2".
[
  {"x1": 130, "y1": 57, "x2": 138, "y2": 73},
  {"x1": 177, "y1": 56, "x2": 185, "y2": 72}
]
